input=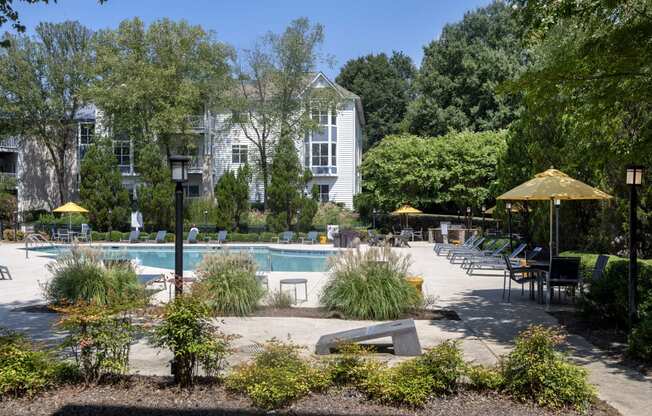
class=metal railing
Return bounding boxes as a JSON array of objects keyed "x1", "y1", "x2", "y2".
[
  {"x1": 186, "y1": 115, "x2": 206, "y2": 131},
  {"x1": 0, "y1": 137, "x2": 19, "y2": 149},
  {"x1": 24, "y1": 233, "x2": 55, "y2": 259}
]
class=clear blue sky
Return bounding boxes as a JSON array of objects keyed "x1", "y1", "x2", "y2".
[{"x1": 13, "y1": 0, "x2": 493, "y2": 78}]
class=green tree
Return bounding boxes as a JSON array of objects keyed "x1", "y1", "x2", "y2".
[
  {"x1": 405, "y1": 1, "x2": 527, "y2": 137},
  {"x1": 0, "y1": 174, "x2": 16, "y2": 227},
  {"x1": 136, "y1": 142, "x2": 174, "y2": 230},
  {"x1": 230, "y1": 18, "x2": 339, "y2": 206},
  {"x1": 0, "y1": 21, "x2": 94, "y2": 205},
  {"x1": 266, "y1": 136, "x2": 312, "y2": 232},
  {"x1": 214, "y1": 165, "x2": 251, "y2": 231},
  {"x1": 80, "y1": 139, "x2": 130, "y2": 231},
  {"x1": 89, "y1": 18, "x2": 233, "y2": 194},
  {"x1": 296, "y1": 184, "x2": 319, "y2": 232},
  {"x1": 359, "y1": 131, "x2": 506, "y2": 213},
  {"x1": 336, "y1": 51, "x2": 415, "y2": 150}
]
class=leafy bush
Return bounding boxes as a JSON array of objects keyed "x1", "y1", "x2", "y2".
[
  {"x1": 326, "y1": 342, "x2": 371, "y2": 386},
  {"x1": 313, "y1": 202, "x2": 358, "y2": 230},
  {"x1": 43, "y1": 247, "x2": 146, "y2": 307},
  {"x1": 320, "y1": 246, "x2": 421, "y2": 320},
  {"x1": 108, "y1": 230, "x2": 122, "y2": 242},
  {"x1": 91, "y1": 231, "x2": 105, "y2": 241},
  {"x1": 259, "y1": 232, "x2": 276, "y2": 242},
  {"x1": 193, "y1": 252, "x2": 264, "y2": 316},
  {"x1": 152, "y1": 295, "x2": 232, "y2": 387},
  {"x1": 579, "y1": 257, "x2": 652, "y2": 328},
  {"x1": 0, "y1": 328, "x2": 74, "y2": 397},
  {"x1": 38, "y1": 213, "x2": 88, "y2": 227},
  {"x1": 361, "y1": 359, "x2": 434, "y2": 407},
  {"x1": 501, "y1": 326, "x2": 595, "y2": 412},
  {"x1": 225, "y1": 340, "x2": 329, "y2": 410},
  {"x1": 360, "y1": 341, "x2": 465, "y2": 407},
  {"x1": 56, "y1": 304, "x2": 135, "y2": 383},
  {"x1": 466, "y1": 364, "x2": 504, "y2": 391},
  {"x1": 247, "y1": 209, "x2": 267, "y2": 228},
  {"x1": 628, "y1": 315, "x2": 652, "y2": 363},
  {"x1": 229, "y1": 232, "x2": 260, "y2": 242}
]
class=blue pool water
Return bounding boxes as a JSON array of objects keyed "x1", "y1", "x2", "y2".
[{"x1": 38, "y1": 246, "x2": 334, "y2": 272}]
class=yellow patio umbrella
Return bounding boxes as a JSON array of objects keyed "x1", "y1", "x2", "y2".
[
  {"x1": 391, "y1": 204, "x2": 423, "y2": 228},
  {"x1": 485, "y1": 204, "x2": 523, "y2": 215},
  {"x1": 497, "y1": 168, "x2": 612, "y2": 270},
  {"x1": 53, "y1": 202, "x2": 89, "y2": 230}
]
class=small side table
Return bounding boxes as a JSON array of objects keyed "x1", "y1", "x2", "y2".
[{"x1": 279, "y1": 278, "x2": 308, "y2": 304}]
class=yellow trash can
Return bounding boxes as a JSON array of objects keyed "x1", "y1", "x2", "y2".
[
  {"x1": 406, "y1": 276, "x2": 424, "y2": 294},
  {"x1": 319, "y1": 235, "x2": 328, "y2": 244}
]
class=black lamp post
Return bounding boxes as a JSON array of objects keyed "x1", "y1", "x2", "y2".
[
  {"x1": 481, "y1": 205, "x2": 486, "y2": 234},
  {"x1": 466, "y1": 206, "x2": 471, "y2": 230},
  {"x1": 626, "y1": 165, "x2": 644, "y2": 327},
  {"x1": 372, "y1": 208, "x2": 378, "y2": 229},
  {"x1": 505, "y1": 202, "x2": 513, "y2": 252},
  {"x1": 169, "y1": 155, "x2": 190, "y2": 297},
  {"x1": 203, "y1": 210, "x2": 208, "y2": 227},
  {"x1": 554, "y1": 199, "x2": 561, "y2": 255}
]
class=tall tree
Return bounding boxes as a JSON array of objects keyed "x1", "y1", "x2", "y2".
[
  {"x1": 90, "y1": 18, "x2": 233, "y2": 194},
  {"x1": 266, "y1": 136, "x2": 312, "y2": 232},
  {"x1": 214, "y1": 164, "x2": 251, "y2": 231},
  {"x1": 405, "y1": 1, "x2": 527, "y2": 137},
  {"x1": 80, "y1": 139, "x2": 130, "y2": 231},
  {"x1": 136, "y1": 142, "x2": 175, "y2": 231},
  {"x1": 230, "y1": 17, "x2": 337, "y2": 207},
  {"x1": 0, "y1": 21, "x2": 94, "y2": 205},
  {"x1": 336, "y1": 51, "x2": 415, "y2": 149}
]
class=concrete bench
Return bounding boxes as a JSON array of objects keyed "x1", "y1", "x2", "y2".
[{"x1": 315, "y1": 318, "x2": 422, "y2": 356}]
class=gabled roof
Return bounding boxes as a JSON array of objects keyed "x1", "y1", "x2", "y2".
[{"x1": 304, "y1": 72, "x2": 365, "y2": 126}]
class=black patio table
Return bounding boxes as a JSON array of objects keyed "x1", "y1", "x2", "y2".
[{"x1": 519, "y1": 260, "x2": 549, "y2": 302}]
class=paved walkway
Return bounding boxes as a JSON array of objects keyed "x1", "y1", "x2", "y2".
[{"x1": 0, "y1": 242, "x2": 650, "y2": 415}]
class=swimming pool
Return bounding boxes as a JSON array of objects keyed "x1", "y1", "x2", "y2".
[{"x1": 38, "y1": 245, "x2": 335, "y2": 272}]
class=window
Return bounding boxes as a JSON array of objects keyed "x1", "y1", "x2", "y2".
[
  {"x1": 312, "y1": 143, "x2": 329, "y2": 166},
  {"x1": 185, "y1": 185, "x2": 200, "y2": 198},
  {"x1": 232, "y1": 144, "x2": 248, "y2": 164},
  {"x1": 114, "y1": 138, "x2": 131, "y2": 173},
  {"x1": 305, "y1": 108, "x2": 338, "y2": 174},
  {"x1": 318, "y1": 184, "x2": 329, "y2": 202},
  {"x1": 78, "y1": 123, "x2": 94, "y2": 160}
]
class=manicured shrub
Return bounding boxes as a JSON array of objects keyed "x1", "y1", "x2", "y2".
[
  {"x1": 229, "y1": 232, "x2": 260, "y2": 242},
  {"x1": 2, "y1": 229, "x2": 24, "y2": 241},
  {"x1": 320, "y1": 246, "x2": 421, "y2": 320},
  {"x1": 165, "y1": 233, "x2": 175, "y2": 243},
  {"x1": 466, "y1": 364, "x2": 504, "y2": 391},
  {"x1": 313, "y1": 202, "x2": 358, "y2": 229},
  {"x1": 501, "y1": 326, "x2": 595, "y2": 412},
  {"x1": 629, "y1": 316, "x2": 652, "y2": 362},
  {"x1": 361, "y1": 359, "x2": 434, "y2": 407},
  {"x1": 90, "y1": 231, "x2": 105, "y2": 241},
  {"x1": 326, "y1": 342, "x2": 371, "y2": 386},
  {"x1": 579, "y1": 258, "x2": 652, "y2": 329},
  {"x1": 259, "y1": 232, "x2": 276, "y2": 242},
  {"x1": 360, "y1": 340, "x2": 465, "y2": 407},
  {"x1": 193, "y1": 252, "x2": 264, "y2": 316},
  {"x1": 57, "y1": 304, "x2": 135, "y2": 383},
  {"x1": 43, "y1": 247, "x2": 146, "y2": 307},
  {"x1": 0, "y1": 328, "x2": 74, "y2": 397},
  {"x1": 109, "y1": 230, "x2": 122, "y2": 242},
  {"x1": 151, "y1": 295, "x2": 232, "y2": 387},
  {"x1": 121, "y1": 232, "x2": 130, "y2": 241},
  {"x1": 225, "y1": 340, "x2": 330, "y2": 410}
]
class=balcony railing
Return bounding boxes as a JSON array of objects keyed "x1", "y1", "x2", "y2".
[
  {"x1": 0, "y1": 137, "x2": 19, "y2": 149},
  {"x1": 0, "y1": 172, "x2": 17, "y2": 186},
  {"x1": 188, "y1": 156, "x2": 203, "y2": 172},
  {"x1": 186, "y1": 116, "x2": 207, "y2": 132},
  {"x1": 311, "y1": 166, "x2": 337, "y2": 176}
]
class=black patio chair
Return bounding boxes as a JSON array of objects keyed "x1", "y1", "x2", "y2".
[
  {"x1": 542, "y1": 256, "x2": 582, "y2": 307},
  {"x1": 579, "y1": 254, "x2": 609, "y2": 295},
  {"x1": 503, "y1": 255, "x2": 540, "y2": 302}
]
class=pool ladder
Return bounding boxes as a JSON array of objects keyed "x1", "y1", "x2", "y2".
[{"x1": 24, "y1": 233, "x2": 55, "y2": 259}]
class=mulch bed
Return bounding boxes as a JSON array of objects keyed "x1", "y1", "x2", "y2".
[
  {"x1": 0, "y1": 376, "x2": 620, "y2": 416},
  {"x1": 12, "y1": 304, "x2": 461, "y2": 321},
  {"x1": 548, "y1": 310, "x2": 651, "y2": 376}
]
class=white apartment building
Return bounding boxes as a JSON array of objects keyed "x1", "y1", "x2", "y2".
[{"x1": 1, "y1": 72, "x2": 364, "y2": 213}]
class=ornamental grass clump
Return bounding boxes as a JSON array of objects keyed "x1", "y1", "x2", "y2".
[
  {"x1": 225, "y1": 339, "x2": 330, "y2": 410},
  {"x1": 320, "y1": 246, "x2": 421, "y2": 320},
  {"x1": 193, "y1": 251, "x2": 265, "y2": 316},
  {"x1": 501, "y1": 325, "x2": 596, "y2": 412},
  {"x1": 44, "y1": 246, "x2": 146, "y2": 308}
]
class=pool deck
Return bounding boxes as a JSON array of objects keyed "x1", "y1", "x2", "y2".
[{"x1": 1, "y1": 241, "x2": 651, "y2": 416}]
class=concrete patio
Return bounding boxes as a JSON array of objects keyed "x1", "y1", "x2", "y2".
[{"x1": 0, "y1": 241, "x2": 651, "y2": 416}]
